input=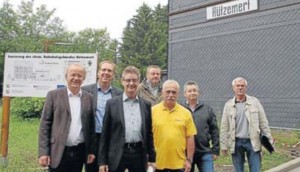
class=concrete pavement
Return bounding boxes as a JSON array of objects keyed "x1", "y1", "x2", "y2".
[{"x1": 264, "y1": 157, "x2": 300, "y2": 172}]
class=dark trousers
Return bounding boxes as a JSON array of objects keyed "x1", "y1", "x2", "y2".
[
  {"x1": 85, "y1": 133, "x2": 101, "y2": 172},
  {"x1": 49, "y1": 143, "x2": 85, "y2": 172},
  {"x1": 112, "y1": 145, "x2": 145, "y2": 172}
]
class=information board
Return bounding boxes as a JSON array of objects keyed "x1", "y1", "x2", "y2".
[{"x1": 2, "y1": 53, "x2": 98, "y2": 97}]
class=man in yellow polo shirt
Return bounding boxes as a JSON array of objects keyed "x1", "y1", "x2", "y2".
[{"x1": 152, "y1": 79, "x2": 197, "y2": 172}]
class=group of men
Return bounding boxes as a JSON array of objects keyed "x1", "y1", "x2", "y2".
[{"x1": 38, "y1": 61, "x2": 273, "y2": 172}]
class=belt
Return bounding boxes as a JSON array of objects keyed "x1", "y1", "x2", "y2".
[
  {"x1": 236, "y1": 137, "x2": 250, "y2": 141},
  {"x1": 64, "y1": 143, "x2": 85, "y2": 152},
  {"x1": 124, "y1": 141, "x2": 143, "y2": 149},
  {"x1": 96, "y1": 133, "x2": 101, "y2": 139}
]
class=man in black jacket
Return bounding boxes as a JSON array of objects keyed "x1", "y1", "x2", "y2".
[
  {"x1": 182, "y1": 81, "x2": 220, "y2": 172},
  {"x1": 98, "y1": 66, "x2": 155, "y2": 172}
]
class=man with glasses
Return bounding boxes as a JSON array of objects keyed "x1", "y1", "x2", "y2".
[{"x1": 98, "y1": 66, "x2": 156, "y2": 172}]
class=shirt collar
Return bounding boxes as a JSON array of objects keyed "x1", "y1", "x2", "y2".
[
  {"x1": 97, "y1": 84, "x2": 112, "y2": 93},
  {"x1": 122, "y1": 92, "x2": 139, "y2": 102},
  {"x1": 160, "y1": 101, "x2": 178, "y2": 112},
  {"x1": 235, "y1": 97, "x2": 247, "y2": 103},
  {"x1": 146, "y1": 80, "x2": 159, "y2": 90},
  {"x1": 67, "y1": 87, "x2": 82, "y2": 97},
  {"x1": 185, "y1": 100, "x2": 199, "y2": 106}
]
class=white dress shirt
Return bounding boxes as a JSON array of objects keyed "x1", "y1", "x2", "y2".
[{"x1": 66, "y1": 88, "x2": 84, "y2": 146}]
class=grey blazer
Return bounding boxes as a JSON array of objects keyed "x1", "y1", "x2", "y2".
[
  {"x1": 38, "y1": 88, "x2": 96, "y2": 168},
  {"x1": 98, "y1": 95, "x2": 156, "y2": 171}
]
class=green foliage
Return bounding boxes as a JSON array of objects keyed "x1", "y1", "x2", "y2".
[
  {"x1": 0, "y1": 0, "x2": 117, "y2": 118},
  {"x1": 0, "y1": 110, "x2": 41, "y2": 171},
  {"x1": 10, "y1": 97, "x2": 45, "y2": 119},
  {"x1": 0, "y1": 0, "x2": 118, "y2": 79},
  {"x1": 0, "y1": 0, "x2": 66, "y2": 54},
  {"x1": 272, "y1": 129, "x2": 300, "y2": 146},
  {"x1": 119, "y1": 3, "x2": 168, "y2": 78},
  {"x1": 49, "y1": 28, "x2": 117, "y2": 61}
]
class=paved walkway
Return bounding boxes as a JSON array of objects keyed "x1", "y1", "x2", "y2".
[
  {"x1": 288, "y1": 165, "x2": 300, "y2": 172},
  {"x1": 265, "y1": 157, "x2": 300, "y2": 172}
]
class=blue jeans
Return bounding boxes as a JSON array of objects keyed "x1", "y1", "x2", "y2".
[
  {"x1": 191, "y1": 153, "x2": 214, "y2": 172},
  {"x1": 232, "y1": 138, "x2": 261, "y2": 172}
]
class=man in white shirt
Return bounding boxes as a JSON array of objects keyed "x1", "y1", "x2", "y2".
[{"x1": 38, "y1": 63, "x2": 96, "y2": 172}]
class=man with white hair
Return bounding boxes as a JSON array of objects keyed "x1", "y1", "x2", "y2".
[
  {"x1": 38, "y1": 63, "x2": 95, "y2": 172},
  {"x1": 220, "y1": 77, "x2": 273, "y2": 172},
  {"x1": 152, "y1": 79, "x2": 197, "y2": 172}
]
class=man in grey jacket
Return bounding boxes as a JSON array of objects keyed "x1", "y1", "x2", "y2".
[
  {"x1": 82, "y1": 60, "x2": 122, "y2": 172},
  {"x1": 39, "y1": 63, "x2": 96, "y2": 172},
  {"x1": 220, "y1": 77, "x2": 273, "y2": 172},
  {"x1": 137, "y1": 65, "x2": 162, "y2": 105}
]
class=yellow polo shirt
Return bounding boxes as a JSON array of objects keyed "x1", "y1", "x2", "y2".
[{"x1": 152, "y1": 102, "x2": 197, "y2": 170}]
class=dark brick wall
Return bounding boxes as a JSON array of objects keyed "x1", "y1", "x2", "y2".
[{"x1": 169, "y1": 0, "x2": 300, "y2": 129}]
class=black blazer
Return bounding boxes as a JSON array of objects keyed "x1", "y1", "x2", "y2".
[{"x1": 98, "y1": 95, "x2": 156, "y2": 171}]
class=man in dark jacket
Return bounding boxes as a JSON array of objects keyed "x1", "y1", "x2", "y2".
[
  {"x1": 98, "y1": 66, "x2": 155, "y2": 172},
  {"x1": 183, "y1": 81, "x2": 220, "y2": 172},
  {"x1": 82, "y1": 60, "x2": 122, "y2": 172},
  {"x1": 39, "y1": 63, "x2": 96, "y2": 172}
]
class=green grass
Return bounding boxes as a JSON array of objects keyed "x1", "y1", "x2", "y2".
[
  {"x1": 0, "y1": 107, "x2": 43, "y2": 172},
  {"x1": 213, "y1": 129, "x2": 297, "y2": 172},
  {"x1": 0, "y1": 106, "x2": 299, "y2": 172}
]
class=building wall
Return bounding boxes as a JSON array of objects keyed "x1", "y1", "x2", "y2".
[{"x1": 168, "y1": 0, "x2": 300, "y2": 129}]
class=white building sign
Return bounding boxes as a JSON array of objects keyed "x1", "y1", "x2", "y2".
[
  {"x1": 207, "y1": 0, "x2": 258, "y2": 20},
  {"x1": 3, "y1": 53, "x2": 98, "y2": 97}
]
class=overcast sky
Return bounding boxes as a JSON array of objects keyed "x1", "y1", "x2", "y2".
[{"x1": 3, "y1": 0, "x2": 168, "y2": 40}]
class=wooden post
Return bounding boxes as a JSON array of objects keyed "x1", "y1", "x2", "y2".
[
  {"x1": 0, "y1": 96, "x2": 10, "y2": 166},
  {"x1": 43, "y1": 40, "x2": 55, "y2": 53}
]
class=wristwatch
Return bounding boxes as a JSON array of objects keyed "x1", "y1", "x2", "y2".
[{"x1": 186, "y1": 158, "x2": 192, "y2": 163}]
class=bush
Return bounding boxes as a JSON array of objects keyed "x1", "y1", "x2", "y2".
[{"x1": 10, "y1": 97, "x2": 45, "y2": 119}]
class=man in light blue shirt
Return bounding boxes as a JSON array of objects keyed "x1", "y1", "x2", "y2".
[{"x1": 82, "y1": 60, "x2": 122, "y2": 172}]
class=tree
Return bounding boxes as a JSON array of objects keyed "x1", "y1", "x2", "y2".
[
  {"x1": 0, "y1": 0, "x2": 66, "y2": 81},
  {"x1": 2, "y1": 0, "x2": 66, "y2": 53},
  {"x1": 0, "y1": 0, "x2": 118, "y2": 118},
  {"x1": 119, "y1": 3, "x2": 168, "y2": 78},
  {"x1": 75, "y1": 28, "x2": 116, "y2": 61},
  {"x1": 0, "y1": 0, "x2": 68, "y2": 118},
  {"x1": 150, "y1": 4, "x2": 168, "y2": 69}
]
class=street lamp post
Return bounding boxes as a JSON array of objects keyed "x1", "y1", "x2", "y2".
[{"x1": 44, "y1": 40, "x2": 76, "y2": 53}]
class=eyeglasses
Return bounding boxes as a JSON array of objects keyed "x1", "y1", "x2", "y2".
[{"x1": 123, "y1": 78, "x2": 139, "y2": 83}]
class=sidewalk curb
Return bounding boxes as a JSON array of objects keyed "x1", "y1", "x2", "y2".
[{"x1": 264, "y1": 157, "x2": 300, "y2": 172}]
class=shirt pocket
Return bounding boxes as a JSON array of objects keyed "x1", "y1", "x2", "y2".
[
  {"x1": 250, "y1": 109, "x2": 259, "y2": 123},
  {"x1": 249, "y1": 109, "x2": 260, "y2": 131}
]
